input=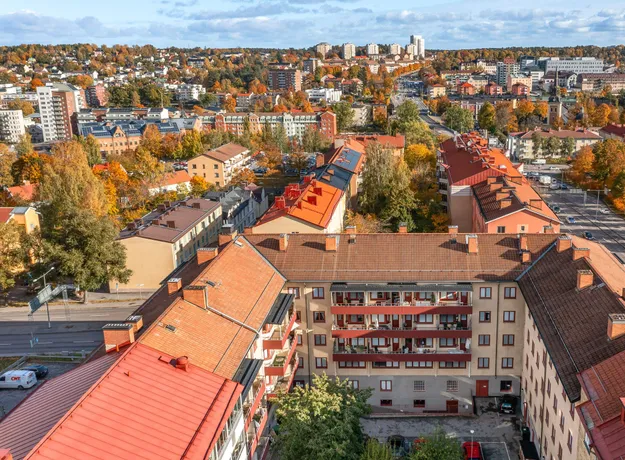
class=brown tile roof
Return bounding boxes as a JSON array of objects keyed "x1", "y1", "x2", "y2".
[
  {"x1": 600, "y1": 124, "x2": 625, "y2": 139},
  {"x1": 517, "y1": 241, "x2": 625, "y2": 402},
  {"x1": 155, "y1": 170, "x2": 191, "y2": 187},
  {"x1": 202, "y1": 143, "x2": 248, "y2": 162},
  {"x1": 246, "y1": 233, "x2": 558, "y2": 282},
  {"x1": 140, "y1": 236, "x2": 285, "y2": 379}
]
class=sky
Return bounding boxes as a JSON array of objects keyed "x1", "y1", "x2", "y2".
[{"x1": 1, "y1": 0, "x2": 625, "y2": 50}]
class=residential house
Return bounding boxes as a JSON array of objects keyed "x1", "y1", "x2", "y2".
[
  {"x1": 112, "y1": 198, "x2": 222, "y2": 291},
  {"x1": 187, "y1": 143, "x2": 250, "y2": 188},
  {"x1": 457, "y1": 82, "x2": 476, "y2": 96},
  {"x1": 484, "y1": 82, "x2": 503, "y2": 96},
  {"x1": 0, "y1": 206, "x2": 40, "y2": 234},
  {"x1": 148, "y1": 170, "x2": 192, "y2": 195},
  {"x1": 427, "y1": 84, "x2": 446, "y2": 98},
  {"x1": 6, "y1": 181, "x2": 35, "y2": 202},
  {"x1": 506, "y1": 74, "x2": 533, "y2": 93},
  {"x1": 599, "y1": 123, "x2": 625, "y2": 141},
  {"x1": 510, "y1": 83, "x2": 529, "y2": 96}
]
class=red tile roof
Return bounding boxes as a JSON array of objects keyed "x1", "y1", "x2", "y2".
[
  {"x1": 7, "y1": 183, "x2": 35, "y2": 201},
  {"x1": 601, "y1": 124, "x2": 625, "y2": 139},
  {"x1": 0, "y1": 207, "x2": 13, "y2": 223},
  {"x1": 156, "y1": 170, "x2": 192, "y2": 187},
  {"x1": 201, "y1": 143, "x2": 248, "y2": 162},
  {"x1": 25, "y1": 343, "x2": 242, "y2": 460},
  {"x1": 0, "y1": 353, "x2": 119, "y2": 460}
]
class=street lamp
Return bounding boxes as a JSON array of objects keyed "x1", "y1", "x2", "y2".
[
  {"x1": 137, "y1": 284, "x2": 144, "y2": 300},
  {"x1": 470, "y1": 429, "x2": 474, "y2": 446}
]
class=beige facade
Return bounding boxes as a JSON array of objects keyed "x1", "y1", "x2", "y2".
[
  {"x1": 188, "y1": 144, "x2": 250, "y2": 187},
  {"x1": 506, "y1": 74, "x2": 533, "y2": 92}
]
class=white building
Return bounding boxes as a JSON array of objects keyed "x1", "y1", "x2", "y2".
[
  {"x1": 496, "y1": 61, "x2": 520, "y2": 87},
  {"x1": 316, "y1": 42, "x2": 332, "y2": 58},
  {"x1": 175, "y1": 84, "x2": 206, "y2": 102},
  {"x1": 389, "y1": 43, "x2": 402, "y2": 56},
  {"x1": 342, "y1": 43, "x2": 356, "y2": 60},
  {"x1": 366, "y1": 43, "x2": 379, "y2": 56},
  {"x1": 0, "y1": 109, "x2": 26, "y2": 143},
  {"x1": 36, "y1": 83, "x2": 83, "y2": 142},
  {"x1": 306, "y1": 88, "x2": 342, "y2": 103},
  {"x1": 409, "y1": 35, "x2": 425, "y2": 58},
  {"x1": 538, "y1": 57, "x2": 604, "y2": 74}
]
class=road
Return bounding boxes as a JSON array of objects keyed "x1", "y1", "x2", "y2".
[
  {"x1": 392, "y1": 84, "x2": 455, "y2": 136},
  {"x1": 0, "y1": 303, "x2": 138, "y2": 355}
]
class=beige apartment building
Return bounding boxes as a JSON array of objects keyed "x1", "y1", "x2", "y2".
[
  {"x1": 188, "y1": 142, "x2": 250, "y2": 187},
  {"x1": 113, "y1": 198, "x2": 222, "y2": 292}
]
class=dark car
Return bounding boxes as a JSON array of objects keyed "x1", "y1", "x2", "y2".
[
  {"x1": 22, "y1": 364, "x2": 48, "y2": 379},
  {"x1": 499, "y1": 395, "x2": 517, "y2": 414},
  {"x1": 583, "y1": 231, "x2": 595, "y2": 240}
]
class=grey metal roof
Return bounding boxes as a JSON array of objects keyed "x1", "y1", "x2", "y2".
[{"x1": 264, "y1": 293, "x2": 295, "y2": 325}]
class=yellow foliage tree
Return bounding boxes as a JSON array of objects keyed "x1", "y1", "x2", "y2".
[{"x1": 404, "y1": 144, "x2": 435, "y2": 170}]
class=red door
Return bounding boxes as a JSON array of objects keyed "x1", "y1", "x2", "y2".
[
  {"x1": 446, "y1": 400, "x2": 459, "y2": 414},
  {"x1": 392, "y1": 315, "x2": 400, "y2": 328},
  {"x1": 337, "y1": 314, "x2": 344, "y2": 327},
  {"x1": 476, "y1": 380, "x2": 489, "y2": 397},
  {"x1": 392, "y1": 338, "x2": 400, "y2": 351},
  {"x1": 461, "y1": 292, "x2": 468, "y2": 305},
  {"x1": 405, "y1": 315, "x2": 413, "y2": 328}
]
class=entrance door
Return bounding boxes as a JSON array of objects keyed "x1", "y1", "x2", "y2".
[
  {"x1": 476, "y1": 380, "x2": 489, "y2": 397},
  {"x1": 446, "y1": 400, "x2": 459, "y2": 414},
  {"x1": 392, "y1": 315, "x2": 400, "y2": 328}
]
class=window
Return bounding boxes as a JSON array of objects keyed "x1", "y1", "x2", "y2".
[
  {"x1": 214, "y1": 173, "x2": 220, "y2": 178},
  {"x1": 500, "y1": 380, "x2": 512, "y2": 392},
  {"x1": 405, "y1": 361, "x2": 433, "y2": 368},
  {"x1": 478, "y1": 357, "x2": 490, "y2": 368},
  {"x1": 314, "y1": 334, "x2": 326, "y2": 346},
  {"x1": 478, "y1": 334, "x2": 491, "y2": 346},
  {"x1": 570, "y1": 402, "x2": 575, "y2": 420},
  {"x1": 551, "y1": 426, "x2": 556, "y2": 442},
  {"x1": 298, "y1": 356, "x2": 304, "y2": 369},
  {"x1": 287, "y1": 287, "x2": 300, "y2": 299},
  {"x1": 553, "y1": 395, "x2": 558, "y2": 411},
  {"x1": 546, "y1": 410, "x2": 550, "y2": 426},
  {"x1": 213, "y1": 164, "x2": 218, "y2": 169},
  {"x1": 296, "y1": 335, "x2": 302, "y2": 345},
  {"x1": 558, "y1": 444, "x2": 563, "y2": 460},
  {"x1": 296, "y1": 310, "x2": 302, "y2": 321},
  {"x1": 380, "y1": 399, "x2": 392, "y2": 407},
  {"x1": 502, "y1": 358, "x2": 514, "y2": 369},
  {"x1": 439, "y1": 338, "x2": 456, "y2": 347},
  {"x1": 372, "y1": 361, "x2": 399, "y2": 368},
  {"x1": 348, "y1": 380, "x2": 359, "y2": 389},
  {"x1": 315, "y1": 357, "x2": 327, "y2": 368},
  {"x1": 497, "y1": 226, "x2": 506, "y2": 233},
  {"x1": 414, "y1": 399, "x2": 426, "y2": 408},
  {"x1": 446, "y1": 380, "x2": 459, "y2": 392},
  {"x1": 440, "y1": 361, "x2": 466, "y2": 368},
  {"x1": 313, "y1": 311, "x2": 326, "y2": 323},
  {"x1": 503, "y1": 311, "x2": 516, "y2": 322},
  {"x1": 479, "y1": 311, "x2": 491, "y2": 322},
  {"x1": 560, "y1": 412, "x2": 565, "y2": 430},
  {"x1": 525, "y1": 355, "x2": 529, "y2": 369},
  {"x1": 567, "y1": 431, "x2": 573, "y2": 452},
  {"x1": 503, "y1": 334, "x2": 515, "y2": 346},
  {"x1": 380, "y1": 380, "x2": 392, "y2": 391},
  {"x1": 504, "y1": 287, "x2": 517, "y2": 298},
  {"x1": 417, "y1": 314, "x2": 433, "y2": 323},
  {"x1": 371, "y1": 338, "x2": 387, "y2": 347},
  {"x1": 479, "y1": 287, "x2": 492, "y2": 298},
  {"x1": 312, "y1": 287, "x2": 325, "y2": 299},
  {"x1": 414, "y1": 381, "x2": 425, "y2": 392},
  {"x1": 338, "y1": 361, "x2": 366, "y2": 368}
]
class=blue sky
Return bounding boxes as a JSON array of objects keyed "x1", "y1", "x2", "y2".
[{"x1": 1, "y1": 0, "x2": 624, "y2": 49}]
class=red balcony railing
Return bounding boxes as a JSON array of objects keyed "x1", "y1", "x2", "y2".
[
  {"x1": 331, "y1": 325, "x2": 472, "y2": 339},
  {"x1": 263, "y1": 310, "x2": 297, "y2": 350},
  {"x1": 332, "y1": 347, "x2": 471, "y2": 362},
  {"x1": 244, "y1": 379, "x2": 266, "y2": 432},
  {"x1": 247, "y1": 406, "x2": 268, "y2": 460},
  {"x1": 265, "y1": 338, "x2": 298, "y2": 376},
  {"x1": 267, "y1": 356, "x2": 300, "y2": 399},
  {"x1": 331, "y1": 301, "x2": 472, "y2": 315}
]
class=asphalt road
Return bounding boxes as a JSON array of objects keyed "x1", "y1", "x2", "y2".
[{"x1": 0, "y1": 303, "x2": 138, "y2": 355}]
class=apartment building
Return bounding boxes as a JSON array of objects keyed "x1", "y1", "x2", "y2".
[
  {"x1": 316, "y1": 42, "x2": 332, "y2": 58},
  {"x1": 113, "y1": 198, "x2": 222, "y2": 291},
  {"x1": 85, "y1": 84, "x2": 108, "y2": 107},
  {"x1": 389, "y1": 44, "x2": 402, "y2": 56},
  {"x1": 175, "y1": 83, "x2": 206, "y2": 101},
  {"x1": 427, "y1": 84, "x2": 446, "y2": 98},
  {"x1": 253, "y1": 179, "x2": 346, "y2": 234},
  {"x1": 0, "y1": 109, "x2": 25, "y2": 143},
  {"x1": 506, "y1": 129, "x2": 602, "y2": 160},
  {"x1": 600, "y1": 123, "x2": 625, "y2": 141},
  {"x1": 366, "y1": 43, "x2": 379, "y2": 56},
  {"x1": 306, "y1": 88, "x2": 342, "y2": 103},
  {"x1": 538, "y1": 57, "x2": 604, "y2": 74},
  {"x1": 577, "y1": 73, "x2": 625, "y2": 93},
  {"x1": 213, "y1": 111, "x2": 337, "y2": 140},
  {"x1": 342, "y1": 43, "x2": 356, "y2": 60},
  {"x1": 457, "y1": 82, "x2": 476, "y2": 96},
  {"x1": 36, "y1": 83, "x2": 83, "y2": 141},
  {"x1": 205, "y1": 185, "x2": 268, "y2": 233},
  {"x1": 471, "y1": 176, "x2": 560, "y2": 234},
  {"x1": 511, "y1": 83, "x2": 530, "y2": 96},
  {"x1": 496, "y1": 61, "x2": 520, "y2": 87},
  {"x1": 188, "y1": 143, "x2": 250, "y2": 187},
  {"x1": 484, "y1": 82, "x2": 503, "y2": 96},
  {"x1": 506, "y1": 74, "x2": 533, "y2": 92},
  {"x1": 267, "y1": 66, "x2": 302, "y2": 92},
  {"x1": 409, "y1": 35, "x2": 425, "y2": 58}
]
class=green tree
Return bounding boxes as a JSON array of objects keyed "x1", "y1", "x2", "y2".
[
  {"x1": 333, "y1": 101, "x2": 355, "y2": 132},
  {"x1": 75, "y1": 134, "x2": 101, "y2": 167},
  {"x1": 531, "y1": 132, "x2": 543, "y2": 158},
  {"x1": 15, "y1": 133, "x2": 33, "y2": 157},
  {"x1": 274, "y1": 374, "x2": 372, "y2": 460},
  {"x1": 444, "y1": 105, "x2": 474, "y2": 133},
  {"x1": 382, "y1": 159, "x2": 416, "y2": 231},
  {"x1": 399, "y1": 121, "x2": 436, "y2": 152},
  {"x1": 0, "y1": 221, "x2": 33, "y2": 292},
  {"x1": 288, "y1": 151, "x2": 309, "y2": 171},
  {"x1": 0, "y1": 143, "x2": 16, "y2": 185},
  {"x1": 409, "y1": 426, "x2": 463, "y2": 460},
  {"x1": 559, "y1": 137, "x2": 575, "y2": 158},
  {"x1": 477, "y1": 102, "x2": 496, "y2": 133},
  {"x1": 302, "y1": 126, "x2": 330, "y2": 153},
  {"x1": 359, "y1": 142, "x2": 394, "y2": 214},
  {"x1": 395, "y1": 100, "x2": 421, "y2": 126},
  {"x1": 180, "y1": 130, "x2": 204, "y2": 159},
  {"x1": 544, "y1": 136, "x2": 561, "y2": 157},
  {"x1": 361, "y1": 439, "x2": 392, "y2": 460}
]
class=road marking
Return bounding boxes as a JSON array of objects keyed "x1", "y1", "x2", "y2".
[
  {"x1": 0, "y1": 343, "x2": 12, "y2": 346},
  {"x1": 89, "y1": 314, "x2": 109, "y2": 317},
  {"x1": 73, "y1": 340, "x2": 95, "y2": 343}
]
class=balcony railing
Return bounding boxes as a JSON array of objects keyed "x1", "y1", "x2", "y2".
[
  {"x1": 331, "y1": 300, "x2": 470, "y2": 307},
  {"x1": 332, "y1": 324, "x2": 471, "y2": 331},
  {"x1": 265, "y1": 340, "x2": 298, "y2": 376},
  {"x1": 267, "y1": 356, "x2": 300, "y2": 399},
  {"x1": 333, "y1": 346, "x2": 471, "y2": 362},
  {"x1": 263, "y1": 311, "x2": 297, "y2": 350}
]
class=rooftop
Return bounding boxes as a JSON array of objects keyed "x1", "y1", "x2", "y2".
[
  {"x1": 510, "y1": 128, "x2": 602, "y2": 140},
  {"x1": 200, "y1": 143, "x2": 249, "y2": 163},
  {"x1": 600, "y1": 124, "x2": 625, "y2": 138}
]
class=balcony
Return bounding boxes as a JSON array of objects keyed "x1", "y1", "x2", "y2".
[
  {"x1": 244, "y1": 379, "x2": 266, "y2": 432},
  {"x1": 263, "y1": 310, "x2": 298, "y2": 350},
  {"x1": 330, "y1": 300, "x2": 472, "y2": 315},
  {"x1": 267, "y1": 355, "x2": 300, "y2": 399},
  {"x1": 265, "y1": 339, "x2": 298, "y2": 376},
  {"x1": 331, "y1": 323, "x2": 472, "y2": 339},
  {"x1": 246, "y1": 407, "x2": 268, "y2": 460},
  {"x1": 333, "y1": 346, "x2": 471, "y2": 362}
]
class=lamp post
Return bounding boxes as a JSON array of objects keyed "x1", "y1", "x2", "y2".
[
  {"x1": 137, "y1": 284, "x2": 144, "y2": 300},
  {"x1": 33, "y1": 266, "x2": 55, "y2": 328},
  {"x1": 470, "y1": 429, "x2": 474, "y2": 445}
]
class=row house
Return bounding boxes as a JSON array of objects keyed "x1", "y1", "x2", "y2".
[{"x1": 213, "y1": 111, "x2": 337, "y2": 140}]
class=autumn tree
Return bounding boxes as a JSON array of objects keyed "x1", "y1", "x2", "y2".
[
  {"x1": 189, "y1": 175, "x2": 209, "y2": 197},
  {"x1": 11, "y1": 152, "x2": 49, "y2": 184},
  {"x1": 382, "y1": 158, "x2": 416, "y2": 231},
  {"x1": 571, "y1": 146, "x2": 595, "y2": 183},
  {"x1": 333, "y1": 101, "x2": 355, "y2": 132},
  {"x1": 344, "y1": 210, "x2": 385, "y2": 233},
  {"x1": 230, "y1": 168, "x2": 257, "y2": 187},
  {"x1": 409, "y1": 426, "x2": 463, "y2": 460},
  {"x1": 360, "y1": 142, "x2": 394, "y2": 214},
  {"x1": 67, "y1": 74, "x2": 94, "y2": 89},
  {"x1": 0, "y1": 144, "x2": 16, "y2": 186},
  {"x1": 559, "y1": 137, "x2": 575, "y2": 159},
  {"x1": 534, "y1": 101, "x2": 549, "y2": 120},
  {"x1": 258, "y1": 150, "x2": 283, "y2": 173},
  {"x1": 302, "y1": 126, "x2": 330, "y2": 153},
  {"x1": 223, "y1": 97, "x2": 236, "y2": 113},
  {"x1": 30, "y1": 78, "x2": 44, "y2": 90},
  {"x1": 531, "y1": 132, "x2": 543, "y2": 158},
  {"x1": 180, "y1": 130, "x2": 204, "y2": 159},
  {"x1": 444, "y1": 105, "x2": 473, "y2": 133},
  {"x1": 590, "y1": 103, "x2": 611, "y2": 127},
  {"x1": 7, "y1": 98, "x2": 35, "y2": 116},
  {"x1": 404, "y1": 144, "x2": 434, "y2": 170},
  {"x1": 273, "y1": 103, "x2": 289, "y2": 113},
  {"x1": 15, "y1": 133, "x2": 33, "y2": 157},
  {"x1": 75, "y1": 134, "x2": 101, "y2": 167},
  {"x1": 399, "y1": 121, "x2": 436, "y2": 151},
  {"x1": 477, "y1": 102, "x2": 496, "y2": 133},
  {"x1": 593, "y1": 139, "x2": 625, "y2": 185},
  {"x1": 0, "y1": 221, "x2": 35, "y2": 292},
  {"x1": 131, "y1": 146, "x2": 165, "y2": 186},
  {"x1": 302, "y1": 100, "x2": 314, "y2": 113},
  {"x1": 141, "y1": 124, "x2": 163, "y2": 158},
  {"x1": 162, "y1": 134, "x2": 183, "y2": 159}
]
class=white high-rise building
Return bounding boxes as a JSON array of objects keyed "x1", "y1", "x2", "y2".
[
  {"x1": 0, "y1": 109, "x2": 26, "y2": 144},
  {"x1": 389, "y1": 43, "x2": 402, "y2": 55},
  {"x1": 366, "y1": 43, "x2": 379, "y2": 56},
  {"x1": 37, "y1": 83, "x2": 83, "y2": 142},
  {"x1": 315, "y1": 42, "x2": 332, "y2": 58},
  {"x1": 342, "y1": 43, "x2": 356, "y2": 60},
  {"x1": 406, "y1": 44, "x2": 417, "y2": 58},
  {"x1": 409, "y1": 35, "x2": 425, "y2": 58}
]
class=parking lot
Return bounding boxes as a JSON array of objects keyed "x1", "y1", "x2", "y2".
[
  {"x1": 361, "y1": 399, "x2": 521, "y2": 459},
  {"x1": 0, "y1": 361, "x2": 79, "y2": 416}
]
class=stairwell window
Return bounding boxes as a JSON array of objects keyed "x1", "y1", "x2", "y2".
[
  {"x1": 380, "y1": 380, "x2": 392, "y2": 391},
  {"x1": 312, "y1": 287, "x2": 325, "y2": 299}
]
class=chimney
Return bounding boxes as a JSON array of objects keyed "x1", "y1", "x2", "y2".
[
  {"x1": 577, "y1": 269, "x2": 593, "y2": 290},
  {"x1": 125, "y1": 315, "x2": 143, "y2": 333},
  {"x1": 127, "y1": 222, "x2": 137, "y2": 231},
  {"x1": 466, "y1": 234, "x2": 478, "y2": 254},
  {"x1": 316, "y1": 152, "x2": 325, "y2": 168},
  {"x1": 218, "y1": 224, "x2": 238, "y2": 245},
  {"x1": 157, "y1": 203, "x2": 166, "y2": 212},
  {"x1": 489, "y1": 182, "x2": 504, "y2": 192},
  {"x1": 448, "y1": 225, "x2": 458, "y2": 235},
  {"x1": 519, "y1": 234, "x2": 528, "y2": 251},
  {"x1": 103, "y1": 323, "x2": 135, "y2": 353},
  {"x1": 164, "y1": 200, "x2": 171, "y2": 208},
  {"x1": 275, "y1": 196, "x2": 286, "y2": 209},
  {"x1": 573, "y1": 247, "x2": 590, "y2": 261},
  {"x1": 348, "y1": 233, "x2": 356, "y2": 244},
  {"x1": 325, "y1": 235, "x2": 338, "y2": 252},
  {"x1": 607, "y1": 314, "x2": 625, "y2": 340},
  {"x1": 496, "y1": 191, "x2": 509, "y2": 201},
  {"x1": 167, "y1": 220, "x2": 176, "y2": 228},
  {"x1": 313, "y1": 186, "x2": 323, "y2": 196},
  {"x1": 279, "y1": 233, "x2": 289, "y2": 251},
  {"x1": 557, "y1": 235, "x2": 572, "y2": 252},
  {"x1": 398, "y1": 222, "x2": 408, "y2": 234},
  {"x1": 197, "y1": 247, "x2": 218, "y2": 264},
  {"x1": 174, "y1": 356, "x2": 189, "y2": 371},
  {"x1": 529, "y1": 199, "x2": 543, "y2": 210},
  {"x1": 303, "y1": 174, "x2": 313, "y2": 184},
  {"x1": 167, "y1": 277, "x2": 182, "y2": 295},
  {"x1": 487, "y1": 177, "x2": 497, "y2": 185},
  {"x1": 192, "y1": 202, "x2": 201, "y2": 209},
  {"x1": 520, "y1": 250, "x2": 531, "y2": 264},
  {"x1": 308, "y1": 195, "x2": 317, "y2": 206},
  {"x1": 500, "y1": 198, "x2": 512, "y2": 208},
  {"x1": 543, "y1": 225, "x2": 554, "y2": 234},
  {"x1": 345, "y1": 226, "x2": 356, "y2": 234},
  {"x1": 183, "y1": 285, "x2": 209, "y2": 309}
]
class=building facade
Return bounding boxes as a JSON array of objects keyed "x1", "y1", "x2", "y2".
[
  {"x1": 188, "y1": 142, "x2": 250, "y2": 187},
  {"x1": 316, "y1": 42, "x2": 332, "y2": 58},
  {"x1": 0, "y1": 109, "x2": 25, "y2": 143},
  {"x1": 85, "y1": 84, "x2": 108, "y2": 107},
  {"x1": 342, "y1": 43, "x2": 356, "y2": 60},
  {"x1": 538, "y1": 57, "x2": 604, "y2": 74},
  {"x1": 506, "y1": 129, "x2": 602, "y2": 160},
  {"x1": 36, "y1": 83, "x2": 83, "y2": 141},
  {"x1": 175, "y1": 83, "x2": 206, "y2": 102},
  {"x1": 267, "y1": 66, "x2": 302, "y2": 92},
  {"x1": 213, "y1": 111, "x2": 336, "y2": 140}
]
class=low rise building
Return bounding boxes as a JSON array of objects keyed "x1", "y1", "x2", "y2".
[
  {"x1": 0, "y1": 109, "x2": 25, "y2": 143},
  {"x1": 484, "y1": 82, "x2": 503, "y2": 96},
  {"x1": 188, "y1": 143, "x2": 250, "y2": 188},
  {"x1": 112, "y1": 198, "x2": 222, "y2": 291},
  {"x1": 507, "y1": 129, "x2": 602, "y2": 160},
  {"x1": 205, "y1": 185, "x2": 268, "y2": 233},
  {"x1": 506, "y1": 74, "x2": 533, "y2": 92},
  {"x1": 0, "y1": 206, "x2": 40, "y2": 234},
  {"x1": 577, "y1": 73, "x2": 625, "y2": 93},
  {"x1": 510, "y1": 83, "x2": 529, "y2": 96},
  {"x1": 427, "y1": 84, "x2": 446, "y2": 98},
  {"x1": 306, "y1": 88, "x2": 342, "y2": 103},
  {"x1": 148, "y1": 170, "x2": 192, "y2": 195},
  {"x1": 600, "y1": 123, "x2": 625, "y2": 141},
  {"x1": 175, "y1": 83, "x2": 206, "y2": 102},
  {"x1": 214, "y1": 111, "x2": 336, "y2": 140},
  {"x1": 457, "y1": 82, "x2": 476, "y2": 96}
]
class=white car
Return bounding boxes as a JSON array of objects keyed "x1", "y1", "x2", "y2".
[
  {"x1": 0, "y1": 370, "x2": 37, "y2": 389},
  {"x1": 549, "y1": 166, "x2": 559, "y2": 170},
  {"x1": 600, "y1": 208, "x2": 611, "y2": 215}
]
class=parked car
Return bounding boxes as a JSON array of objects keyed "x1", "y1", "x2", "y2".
[
  {"x1": 583, "y1": 231, "x2": 595, "y2": 240},
  {"x1": 499, "y1": 395, "x2": 517, "y2": 414},
  {"x1": 567, "y1": 216, "x2": 576, "y2": 224},
  {"x1": 600, "y1": 208, "x2": 611, "y2": 214},
  {"x1": 22, "y1": 364, "x2": 48, "y2": 379},
  {"x1": 560, "y1": 184, "x2": 568, "y2": 190},
  {"x1": 462, "y1": 441, "x2": 483, "y2": 460},
  {"x1": 552, "y1": 206, "x2": 561, "y2": 214},
  {"x1": 549, "y1": 166, "x2": 559, "y2": 170},
  {"x1": 0, "y1": 370, "x2": 37, "y2": 390}
]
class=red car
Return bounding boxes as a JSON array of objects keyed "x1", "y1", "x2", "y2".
[{"x1": 462, "y1": 441, "x2": 483, "y2": 460}]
